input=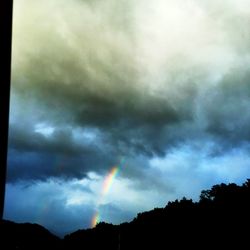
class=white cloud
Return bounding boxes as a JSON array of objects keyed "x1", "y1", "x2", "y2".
[{"x1": 35, "y1": 123, "x2": 55, "y2": 137}]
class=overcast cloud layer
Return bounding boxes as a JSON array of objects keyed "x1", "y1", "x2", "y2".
[{"x1": 4, "y1": 0, "x2": 250, "y2": 236}]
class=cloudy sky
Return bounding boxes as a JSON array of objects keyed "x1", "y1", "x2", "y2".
[{"x1": 4, "y1": 0, "x2": 250, "y2": 237}]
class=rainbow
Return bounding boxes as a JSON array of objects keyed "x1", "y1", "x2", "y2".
[
  {"x1": 91, "y1": 159, "x2": 124, "y2": 228},
  {"x1": 91, "y1": 211, "x2": 100, "y2": 228},
  {"x1": 102, "y1": 167, "x2": 119, "y2": 196}
]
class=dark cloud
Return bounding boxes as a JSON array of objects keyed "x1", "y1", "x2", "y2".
[
  {"x1": 6, "y1": 0, "x2": 250, "y2": 201},
  {"x1": 7, "y1": 124, "x2": 117, "y2": 182},
  {"x1": 9, "y1": 125, "x2": 85, "y2": 155},
  {"x1": 198, "y1": 68, "x2": 250, "y2": 143}
]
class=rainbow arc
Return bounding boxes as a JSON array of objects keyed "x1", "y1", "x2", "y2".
[{"x1": 91, "y1": 159, "x2": 124, "y2": 228}]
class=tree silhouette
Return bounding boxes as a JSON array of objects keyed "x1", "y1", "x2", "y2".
[
  {"x1": 64, "y1": 179, "x2": 250, "y2": 249},
  {"x1": 1, "y1": 179, "x2": 250, "y2": 249}
]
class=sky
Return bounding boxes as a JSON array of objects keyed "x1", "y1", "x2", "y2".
[{"x1": 4, "y1": 0, "x2": 250, "y2": 237}]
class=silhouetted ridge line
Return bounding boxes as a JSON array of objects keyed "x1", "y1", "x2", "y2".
[
  {"x1": 0, "y1": 219, "x2": 61, "y2": 249},
  {"x1": 64, "y1": 179, "x2": 250, "y2": 249},
  {"x1": 1, "y1": 179, "x2": 250, "y2": 249}
]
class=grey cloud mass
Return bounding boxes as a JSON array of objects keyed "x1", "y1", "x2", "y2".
[
  {"x1": 8, "y1": 0, "x2": 250, "y2": 185},
  {"x1": 5, "y1": 0, "x2": 250, "y2": 236}
]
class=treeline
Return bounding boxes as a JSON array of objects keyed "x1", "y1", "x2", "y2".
[
  {"x1": 1, "y1": 179, "x2": 250, "y2": 249},
  {"x1": 64, "y1": 179, "x2": 250, "y2": 249}
]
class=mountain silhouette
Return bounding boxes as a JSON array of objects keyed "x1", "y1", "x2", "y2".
[
  {"x1": 0, "y1": 220, "x2": 61, "y2": 249},
  {"x1": 1, "y1": 179, "x2": 250, "y2": 249},
  {"x1": 64, "y1": 179, "x2": 250, "y2": 249}
]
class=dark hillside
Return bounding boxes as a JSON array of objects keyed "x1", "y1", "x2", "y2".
[{"x1": 1, "y1": 179, "x2": 249, "y2": 249}]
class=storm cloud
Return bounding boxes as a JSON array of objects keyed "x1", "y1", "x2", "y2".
[{"x1": 5, "y1": 0, "x2": 250, "y2": 236}]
